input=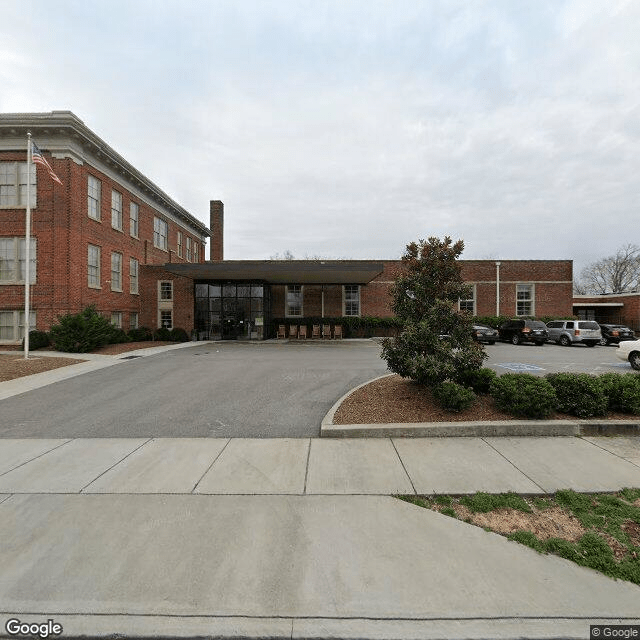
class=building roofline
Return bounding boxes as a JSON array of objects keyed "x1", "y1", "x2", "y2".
[{"x1": 0, "y1": 111, "x2": 210, "y2": 237}]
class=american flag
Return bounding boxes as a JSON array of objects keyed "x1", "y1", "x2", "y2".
[{"x1": 31, "y1": 141, "x2": 63, "y2": 185}]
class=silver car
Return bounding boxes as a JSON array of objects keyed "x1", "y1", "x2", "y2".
[{"x1": 546, "y1": 320, "x2": 601, "y2": 347}]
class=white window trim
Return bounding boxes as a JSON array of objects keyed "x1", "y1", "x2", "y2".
[
  {"x1": 343, "y1": 285, "x2": 361, "y2": 317},
  {"x1": 285, "y1": 285, "x2": 304, "y2": 317},
  {"x1": 0, "y1": 162, "x2": 36, "y2": 209},
  {"x1": 0, "y1": 237, "x2": 37, "y2": 284},
  {"x1": 186, "y1": 237, "x2": 192, "y2": 262},
  {"x1": 458, "y1": 284, "x2": 476, "y2": 315},
  {"x1": 0, "y1": 310, "x2": 36, "y2": 343},
  {"x1": 111, "y1": 190, "x2": 123, "y2": 231},
  {"x1": 87, "y1": 175, "x2": 101, "y2": 221},
  {"x1": 177, "y1": 231, "x2": 183, "y2": 258},
  {"x1": 129, "y1": 201, "x2": 139, "y2": 238},
  {"x1": 158, "y1": 280, "x2": 173, "y2": 302},
  {"x1": 159, "y1": 309, "x2": 173, "y2": 329},
  {"x1": 88, "y1": 244, "x2": 101, "y2": 289},
  {"x1": 516, "y1": 283, "x2": 535, "y2": 317},
  {"x1": 110, "y1": 252, "x2": 123, "y2": 292},
  {"x1": 130, "y1": 258, "x2": 139, "y2": 295},
  {"x1": 130, "y1": 312, "x2": 139, "y2": 330},
  {"x1": 154, "y1": 217, "x2": 168, "y2": 251},
  {"x1": 110, "y1": 311, "x2": 123, "y2": 329}
]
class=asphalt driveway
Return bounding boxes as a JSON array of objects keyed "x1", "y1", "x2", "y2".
[{"x1": 0, "y1": 341, "x2": 389, "y2": 439}]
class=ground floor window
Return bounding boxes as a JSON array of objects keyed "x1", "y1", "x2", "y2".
[
  {"x1": 286, "y1": 285, "x2": 303, "y2": 317},
  {"x1": 516, "y1": 284, "x2": 534, "y2": 316},
  {"x1": 130, "y1": 312, "x2": 139, "y2": 330},
  {"x1": 160, "y1": 310, "x2": 173, "y2": 329},
  {"x1": 343, "y1": 285, "x2": 360, "y2": 316},
  {"x1": 0, "y1": 310, "x2": 35, "y2": 341},
  {"x1": 111, "y1": 311, "x2": 123, "y2": 328},
  {"x1": 459, "y1": 284, "x2": 476, "y2": 314}
]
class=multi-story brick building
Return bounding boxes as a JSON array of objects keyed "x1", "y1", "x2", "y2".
[
  {"x1": 0, "y1": 111, "x2": 210, "y2": 344},
  {"x1": 1, "y1": 111, "x2": 574, "y2": 345}
]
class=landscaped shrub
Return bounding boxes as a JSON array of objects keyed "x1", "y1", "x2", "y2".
[
  {"x1": 21, "y1": 330, "x2": 51, "y2": 351},
  {"x1": 109, "y1": 328, "x2": 131, "y2": 344},
  {"x1": 127, "y1": 326, "x2": 153, "y2": 342},
  {"x1": 598, "y1": 373, "x2": 640, "y2": 414},
  {"x1": 489, "y1": 373, "x2": 557, "y2": 419},
  {"x1": 49, "y1": 306, "x2": 116, "y2": 353},
  {"x1": 545, "y1": 373, "x2": 608, "y2": 418},
  {"x1": 169, "y1": 327, "x2": 189, "y2": 342},
  {"x1": 432, "y1": 381, "x2": 476, "y2": 412},
  {"x1": 153, "y1": 327, "x2": 173, "y2": 341},
  {"x1": 455, "y1": 368, "x2": 497, "y2": 394}
]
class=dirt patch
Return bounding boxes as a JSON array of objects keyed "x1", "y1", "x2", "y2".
[
  {"x1": 623, "y1": 520, "x2": 640, "y2": 547},
  {"x1": 0, "y1": 354, "x2": 85, "y2": 382}
]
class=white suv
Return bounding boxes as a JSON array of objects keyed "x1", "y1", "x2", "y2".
[{"x1": 545, "y1": 320, "x2": 602, "y2": 347}]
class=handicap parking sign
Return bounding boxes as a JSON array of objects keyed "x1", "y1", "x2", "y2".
[{"x1": 496, "y1": 362, "x2": 545, "y2": 372}]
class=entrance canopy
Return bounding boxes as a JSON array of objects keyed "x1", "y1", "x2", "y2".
[{"x1": 163, "y1": 260, "x2": 384, "y2": 284}]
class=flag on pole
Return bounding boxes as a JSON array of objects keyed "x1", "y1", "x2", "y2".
[{"x1": 31, "y1": 141, "x2": 62, "y2": 185}]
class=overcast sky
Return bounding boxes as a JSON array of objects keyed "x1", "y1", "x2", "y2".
[{"x1": 1, "y1": 0, "x2": 638, "y2": 276}]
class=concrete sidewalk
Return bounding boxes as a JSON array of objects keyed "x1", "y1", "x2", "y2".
[{"x1": 0, "y1": 436, "x2": 639, "y2": 639}]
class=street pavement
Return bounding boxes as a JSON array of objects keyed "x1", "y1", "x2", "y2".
[{"x1": 1, "y1": 341, "x2": 639, "y2": 639}]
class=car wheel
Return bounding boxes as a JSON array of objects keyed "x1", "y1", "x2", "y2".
[
  {"x1": 599, "y1": 337, "x2": 608, "y2": 346},
  {"x1": 629, "y1": 351, "x2": 640, "y2": 371},
  {"x1": 559, "y1": 335, "x2": 571, "y2": 347},
  {"x1": 586, "y1": 342, "x2": 596, "y2": 347},
  {"x1": 511, "y1": 334, "x2": 520, "y2": 345},
  {"x1": 535, "y1": 341, "x2": 544, "y2": 346}
]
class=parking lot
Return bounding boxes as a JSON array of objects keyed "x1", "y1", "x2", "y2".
[{"x1": 484, "y1": 340, "x2": 633, "y2": 376}]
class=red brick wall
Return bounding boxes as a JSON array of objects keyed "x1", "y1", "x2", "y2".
[
  {"x1": 0, "y1": 150, "x2": 206, "y2": 340},
  {"x1": 574, "y1": 294, "x2": 640, "y2": 331}
]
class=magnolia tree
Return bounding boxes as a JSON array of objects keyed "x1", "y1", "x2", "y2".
[{"x1": 381, "y1": 236, "x2": 487, "y2": 386}]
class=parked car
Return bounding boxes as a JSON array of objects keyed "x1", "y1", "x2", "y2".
[
  {"x1": 598, "y1": 324, "x2": 635, "y2": 346},
  {"x1": 615, "y1": 339, "x2": 640, "y2": 370},
  {"x1": 545, "y1": 320, "x2": 601, "y2": 347},
  {"x1": 498, "y1": 320, "x2": 548, "y2": 346},
  {"x1": 471, "y1": 324, "x2": 498, "y2": 344}
]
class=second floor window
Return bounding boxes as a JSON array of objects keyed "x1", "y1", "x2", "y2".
[
  {"x1": 154, "y1": 217, "x2": 168, "y2": 250},
  {"x1": 88, "y1": 244, "x2": 101, "y2": 288},
  {"x1": 186, "y1": 237, "x2": 192, "y2": 262},
  {"x1": 177, "y1": 232, "x2": 183, "y2": 258},
  {"x1": 160, "y1": 281, "x2": 173, "y2": 301},
  {"x1": 130, "y1": 202, "x2": 139, "y2": 237},
  {"x1": 0, "y1": 162, "x2": 36, "y2": 208},
  {"x1": 111, "y1": 190, "x2": 123, "y2": 230},
  {"x1": 87, "y1": 175, "x2": 101, "y2": 220},
  {"x1": 0, "y1": 237, "x2": 36, "y2": 284}
]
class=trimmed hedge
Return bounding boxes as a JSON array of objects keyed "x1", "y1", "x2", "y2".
[
  {"x1": 433, "y1": 382, "x2": 476, "y2": 412},
  {"x1": 545, "y1": 373, "x2": 608, "y2": 418},
  {"x1": 21, "y1": 330, "x2": 51, "y2": 351},
  {"x1": 490, "y1": 373, "x2": 557, "y2": 419},
  {"x1": 456, "y1": 368, "x2": 497, "y2": 394},
  {"x1": 598, "y1": 373, "x2": 640, "y2": 414},
  {"x1": 49, "y1": 306, "x2": 120, "y2": 353}
]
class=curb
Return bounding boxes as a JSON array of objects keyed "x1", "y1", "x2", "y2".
[{"x1": 321, "y1": 376, "x2": 640, "y2": 438}]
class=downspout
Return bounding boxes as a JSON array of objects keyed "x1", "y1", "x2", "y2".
[{"x1": 495, "y1": 261, "x2": 501, "y2": 316}]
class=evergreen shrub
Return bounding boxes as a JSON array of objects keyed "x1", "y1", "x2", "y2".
[
  {"x1": 49, "y1": 306, "x2": 116, "y2": 353},
  {"x1": 456, "y1": 368, "x2": 497, "y2": 394},
  {"x1": 432, "y1": 381, "x2": 476, "y2": 412},
  {"x1": 545, "y1": 373, "x2": 608, "y2": 418},
  {"x1": 21, "y1": 330, "x2": 51, "y2": 351},
  {"x1": 598, "y1": 373, "x2": 640, "y2": 414},
  {"x1": 127, "y1": 326, "x2": 153, "y2": 342},
  {"x1": 489, "y1": 373, "x2": 557, "y2": 419}
]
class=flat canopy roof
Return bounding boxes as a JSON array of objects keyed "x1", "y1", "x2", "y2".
[
  {"x1": 163, "y1": 260, "x2": 385, "y2": 285},
  {"x1": 573, "y1": 302, "x2": 624, "y2": 307}
]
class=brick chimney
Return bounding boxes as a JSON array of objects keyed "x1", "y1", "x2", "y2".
[{"x1": 210, "y1": 200, "x2": 224, "y2": 261}]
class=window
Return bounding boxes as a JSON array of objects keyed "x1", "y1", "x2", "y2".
[
  {"x1": 459, "y1": 285, "x2": 475, "y2": 314},
  {"x1": 130, "y1": 202, "x2": 139, "y2": 237},
  {"x1": 130, "y1": 258, "x2": 139, "y2": 294},
  {"x1": 130, "y1": 312, "x2": 139, "y2": 330},
  {"x1": 344, "y1": 285, "x2": 360, "y2": 316},
  {"x1": 87, "y1": 175, "x2": 101, "y2": 220},
  {"x1": 110, "y1": 252, "x2": 122, "y2": 291},
  {"x1": 186, "y1": 237, "x2": 192, "y2": 261},
  {"x1": 0, "y1": 311, "x2": 35, "y2": 341},
  {"x1": 286, "y1": 285, "x2": 303, "y2": 316},
  {"x1": 159, "y1": 281, "x2": 173, "y2": 301},
  {"x1": 160, "y1": 310, "x2": 172, "y2": 329},
  {"x1": 154, "y1": 217, "x2": 168, "y2": 250},
  {"x1": 111, "y1": 312, "x2": 123, "y2": 328},
  {"x1": 516, "y1": 284, "x2": 534, "y2": 316},
  {"x1": 111, "y1": 190, "x2": 123, "y2": 230},
  {"x1": 0, "y1": 162, "x2": 36, "y2": 208},
  {"x1": 88, "y1": 244, "x2": 101, "y2": 288},
  {"x1": 0, "y1": 238, "x2": 36, "y2": 284},
  {"x1": 194, "y1": 242, "x2": 199, "y2": 263},
  {"x1": 177, "y1": 232, "x2": 183, "y2": 258}
]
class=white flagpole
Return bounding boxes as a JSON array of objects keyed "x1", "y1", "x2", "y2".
[{"x1": 24, "y1": 132, "x2": 31, "y2": 359}]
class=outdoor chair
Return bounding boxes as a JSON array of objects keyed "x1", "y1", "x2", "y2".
[
  {"x1": 277, "y1": 324, "x2": 286, "y2": 339},
  {"x1": 289, "y1": 324, "x2": 298, "y2": 339},
  {"x1": 334, "y1": 325, "x2": 343, "y2": 339},
  {"x1": 298, "y1": 325, "x2": 307, "y2": 339},
  {"x1": 323, "y1": 324, "x2": 332, "y2": 339},
  {"x1": 312, "y1": 324, "x2": 321, "y2": 339}
]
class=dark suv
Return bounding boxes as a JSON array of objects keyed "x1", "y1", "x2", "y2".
[
  {"x1": 599, "y1": 324, "x2": 636, "y2": 346},
  {"x1": 498, "y1": 320, "x2": 548, "y2": 346}
]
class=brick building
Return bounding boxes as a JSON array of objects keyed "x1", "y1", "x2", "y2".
[
  {"x1": 573, "y1": 293, "x2": 640, "y2": 332},
  {"x1": 0, "y1": 111, "x2": 209, "y2": 344},
  {"x1": 1, "y1": 111, "x2": 574, "y2": 345}
]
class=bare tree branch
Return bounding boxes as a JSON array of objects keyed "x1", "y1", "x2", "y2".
[{"x1": 577, "y1": 244, "x2": 640, "y2": 294}]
